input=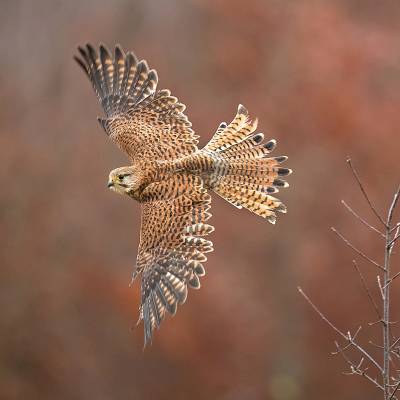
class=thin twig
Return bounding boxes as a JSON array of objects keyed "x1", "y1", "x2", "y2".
[
  {"x1": 390, "y1": 338, "x2": 400, "y2": 352},
  {"x1": 390, "y1": 358, "x2": 400, "y2": 379},
  {"x1": 331, "y1": 327, "x2": 362, "y2": 355},
  {"x1": 383, "y1": 272, "x2": 400, "y2": 290},
  {"x1": 378, "y1": 275, "x2": 385, "y2": 300},
  {"x1": 390, "y1": 381, "x2": 400, "y2": 400},
  {"x1": 298, "y1": 287, "x2": 383, "y2": 373},
  {"x1": 342, "y1": 200, "x2": 385, "y2": 237},
  {"x1": 369, "y1": 341, "x2": 385, "y2": 349},
  {"x1": 346, "y1": 158, "x2": 386, "y2": 227},
  {"x1": 389, "y1": 223, "x2": 400, "y2": 255},
  {"x1": 387, "y1": 186, "x2": 400, "y2": 229},
  {"x1": 334, "y1": 341, "x2": 384, "y2": 391},
  {"x1": 331, "y1": 227, "x2": 385, "y2": 271},
  {"x1": 369, "y1": 320, "x2": 384, "y2": 327},
  {"x1": 352, "y1": 260, "x2": 381, "y2": 320},
  {"x1": 388, "y1": 233, "x2": 400, "y2": 249},
  {"x1": 390, "y1": 223, "x2": 400, "y2": 234}
]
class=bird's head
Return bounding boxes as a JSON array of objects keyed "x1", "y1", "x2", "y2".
[{"x1": 107, "y1": 166, "x2": 140, "y2": 196}]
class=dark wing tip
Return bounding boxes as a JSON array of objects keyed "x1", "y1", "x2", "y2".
[
  {"x1": 73, "y1": 55, "x2": 88, "y2": 74},
  {"x1": 85, "y1": 42, "x2": 95, "y2": 51},
  {"x1": 77, "y1": 46, "x2": 88, "y2": 63},
  {"x1": 99, "y1": 43, "x2": 111, "y2": 61},
  {"x1": 126, "y1": 51, "x2": 138, "y2": 66},
  {"x1": 115, "y1": 43, "x2": 125, "y2": 60},
  {"x1": 148, "y1": 69, "x2": 158, "y2": 82},
  {"x1": 86, "y1": 43, "x2": 98, "y2": 64}
]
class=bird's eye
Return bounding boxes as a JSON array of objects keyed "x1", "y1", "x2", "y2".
[{"x1": 118, "y1": 174, "x2": 124, "y2": 180}]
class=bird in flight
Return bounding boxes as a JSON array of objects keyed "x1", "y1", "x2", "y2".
[{"x1": 75, "y1": 43, "x2": 292, "y2": 346}]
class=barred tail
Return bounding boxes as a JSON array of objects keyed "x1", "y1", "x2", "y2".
[{"x1": 203, "y1": 105, "x2": 292, "y2": 224}]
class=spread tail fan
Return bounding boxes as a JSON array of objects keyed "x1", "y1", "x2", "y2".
[{"x1": 203, "y1": 105, "x2": 292, "y2": 224}]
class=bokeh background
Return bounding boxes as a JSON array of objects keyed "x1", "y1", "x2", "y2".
[{"x1": 2, "y1": 0, "x2": 400, "y2": 399}]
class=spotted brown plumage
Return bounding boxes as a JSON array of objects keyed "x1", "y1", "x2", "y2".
[{"x1": 75, "y1": 43, "x2": 292, "y2": 346}]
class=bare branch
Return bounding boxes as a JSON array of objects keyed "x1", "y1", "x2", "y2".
[
  {"x1": 346, "y1": 158, "x2": 386, "y2": 227},
  {"x1": 342, "y1": 200, "x2": 385, "y2": 237},
  {"x1": 331, "y1": 227, "x2": 385, "y2": 271},
  {"x1": 298, "y1": 287, "x2": 383, "y2": 373}
]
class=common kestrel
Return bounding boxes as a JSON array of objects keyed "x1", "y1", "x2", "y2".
[{"x1": 75, "y1": 43, "x2": 292, "y2": 346}]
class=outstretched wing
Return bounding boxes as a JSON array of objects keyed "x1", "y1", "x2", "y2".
[
  {"x1": 74, "y1": 43, "x2": 198, "y2": 162},
  {"x1": 134, "y1": 174, "x2": 213, "y2": 346}
]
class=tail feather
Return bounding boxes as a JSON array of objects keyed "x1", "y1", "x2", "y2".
[
  {"x1": 221, "y1": 175, "x2": 280, "y2": 195},
  {"x1": 203, "y1": 105, "x2": 292, "y2": 224},
  {"x1": 204, "y1": 105, "x2": 258, "y2": 152},
  {"x1": 219, "y1": 133, "x2": 265, "y2": 160}
]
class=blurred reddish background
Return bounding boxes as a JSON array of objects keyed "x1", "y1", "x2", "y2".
[{"x1": 1, "y1": 0, "x2": 400, "y2": 399}]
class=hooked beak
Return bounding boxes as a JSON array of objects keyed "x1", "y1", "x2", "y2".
[{"x1": 107, "y1": 181, "x2": 114, "y2": 189}]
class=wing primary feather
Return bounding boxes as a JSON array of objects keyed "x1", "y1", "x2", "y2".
[
  {"x1": 118, "y1": 52, "x2": 136, "y2": 113},
  {"x1": 99, "y1": 44, "x2": 112, "y2": 114},
  {"x1": 134, "y1": 69, "x2": 158, "y2": 107},
  {"x1": 99, "y1": 45, "x2": 110, "y2": 89},
  {"x1": 127, "y1": 60, "x2": 147, "y2": 102},
  {"x1": 77, "y1": 46, "x2": 103, "y2": 99},
  {"x1": 160, "y1": 275, "x2": 180, "y2": 307},
  {"x1": 86, "y1": 44, "x2": 106, "y2": 101},
  {"x1": 155, "y1": 282, "x2": 169, "y2": 309},
  {"x1": 149, "y1": 291, "x2": 161, "y2": 328},
  {"x1": 114, "y1": 44, "x2": 125, "y2": 104},
  {"x1": 143, "y1": 297, "x2": 153, "y2": 346}
]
